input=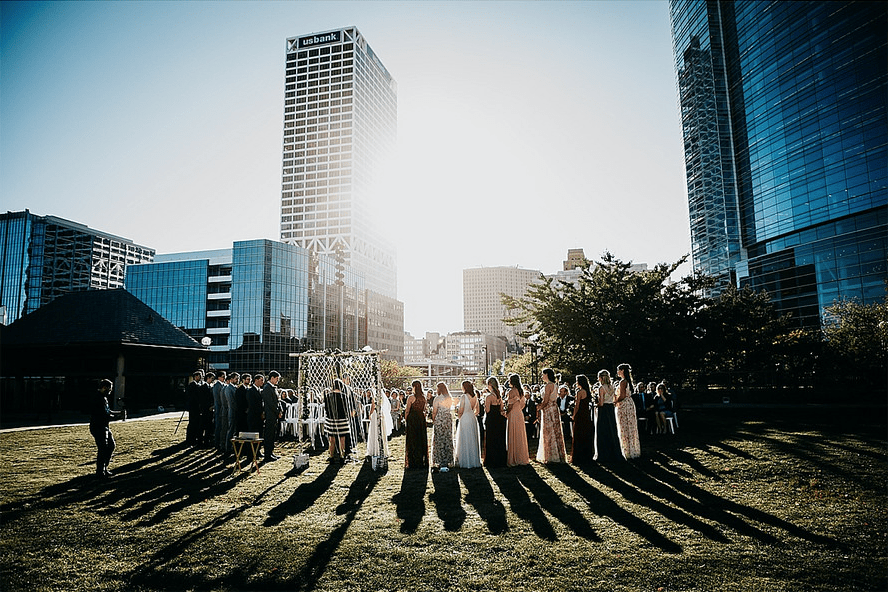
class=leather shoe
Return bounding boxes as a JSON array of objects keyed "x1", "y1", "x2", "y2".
[{"x1": 265, "y1": 455, "x2": 280, "y2": 462}]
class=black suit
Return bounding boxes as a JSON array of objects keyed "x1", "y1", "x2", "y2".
[
  {"x1": 262, "y1": 382, "x2": 280, "y2": 458},
  {"x1": 246, "y1": 385, "x2": 263, "y2": 433},
  {"x1": 523, "y1": 397, "x2": 537, "y2": 440},
  {"x1": 558, "y1": 394, "x2": 574, "y2": 440}
]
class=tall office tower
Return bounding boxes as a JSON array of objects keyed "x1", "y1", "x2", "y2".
[
  {"x1": 463, "y1": 266, "x2": 542, "y2": 343},
  {"x1": 280, "y1": 27, "x2": 398, "y2": 299},
  {"x1": 670, "y1": 1, "x2": 887, "y2": 324},
  {"x1": 0, "y1": 210, "x2": 154, "y2": 324}
]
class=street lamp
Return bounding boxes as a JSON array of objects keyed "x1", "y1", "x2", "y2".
[{"x1": 200, "y1": 336, "x2": 212, "y2": 371}]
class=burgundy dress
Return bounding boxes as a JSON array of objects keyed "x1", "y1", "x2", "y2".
[
  {"x1": 570, "y1": 391, "x2": 594, "y2": 464},
  {"x1": 404, "y1": 396, "x2": 429, "y2": 469}
]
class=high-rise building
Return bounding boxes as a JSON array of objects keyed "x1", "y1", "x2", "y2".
[
  {"x1": 127, "y1": 239, "x2": 405, "y2": 370},
  {"x1": 0, "y1": 210, "x2": 154, "y2": 324},
  {"x1": 463, "y1": 266, "x2": 542, "y2": 343},
  {"x1": 280, "y1": 26, "x2": 398, "y2": 299},
  {"x1": 670, "y1": 1, "x2": 887, "y2": 324}
]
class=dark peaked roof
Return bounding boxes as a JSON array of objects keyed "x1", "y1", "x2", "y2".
[{"x1": 1, "y1": 289, "x2": 204, "y2": 350}]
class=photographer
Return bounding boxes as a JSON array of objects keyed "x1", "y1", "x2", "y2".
[{"x1": 89, "y1": 379, "x2": 124, "y2": 478}]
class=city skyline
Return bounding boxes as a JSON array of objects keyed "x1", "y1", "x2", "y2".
[{"x1": 2, "y1": 1, "x2": 690, "y2": 337}]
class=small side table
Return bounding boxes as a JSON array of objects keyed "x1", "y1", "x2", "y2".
[{"x1": 231, "y1": 438, "x2": 263, "y2": 474}]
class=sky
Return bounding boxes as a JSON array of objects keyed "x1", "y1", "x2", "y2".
[{"x1": 1, "y1": 0, "x2": 691, "y2": 337}]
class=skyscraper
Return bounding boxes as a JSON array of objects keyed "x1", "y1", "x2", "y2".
[
  {"x1": 0, "y1": 210, "x2": 154, "y2": 324},
  {"x1": 280, "y1": 27, "x2": 398, "y2": 299},
  {"x1": 463, "y1": 266, "x2": 542, "y2": 343},
  {"x1": 670, "y1": 1, "x2": 887, "y2": 324}
]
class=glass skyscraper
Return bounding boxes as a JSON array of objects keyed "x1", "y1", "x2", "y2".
[
  {"x1": 280, "y1": 26, "x2": 398, "y2": 299},
  {"x1": 670, "y1": 1, "x2": 887, "y2": 324},
  {"x1": 126, "y1": 239, "x2": 367, "y2": 372},
  {"x1": 0, "y1": 210, "x2": 154, "y2": 324}
]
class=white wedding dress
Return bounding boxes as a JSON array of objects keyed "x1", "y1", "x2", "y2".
[
  {"x1": 454, "y1": 394, "x2": 482, "y2": 468},
  {"x1": 366, "y1": 392, "x2": 393, "y2": 457}
]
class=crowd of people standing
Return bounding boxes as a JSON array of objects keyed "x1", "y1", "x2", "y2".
[
  {"x1": 398, "y1": 363, "x2": 669, "y2": 472},
  {"x1": 185, "y1": 369, "x2": 284, "y2": 463}
]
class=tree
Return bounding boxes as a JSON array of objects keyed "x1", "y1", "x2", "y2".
[
  {"x1": 822, "y1": 296, "x2": 888, "y2": 390},
  {"x1": 502, "y1": 253, "x2": 707, "y2": 380},
  {"x1": 696, "y1": 285, "x2": 792, "y2": 385},
  {"x1": 379, "y1": 359, "x2": 419, "y2": 390}
]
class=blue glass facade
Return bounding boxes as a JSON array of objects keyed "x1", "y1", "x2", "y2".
[
  {"x1": 126, "y1": 239, "x2": 368, "y2": 373},
  {"x1": 0, "y1": 210, "x2": 155, "y2": 324},
  {"x1": 126, "y1": 259, "x2": 209, "y2": 336},
  {"x1": 671, "y1": 1, "x2": 887, "y2": 324}
]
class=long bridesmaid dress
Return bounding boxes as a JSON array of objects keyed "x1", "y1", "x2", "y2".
[{"x1": 506, "y1": 388, "x2": 530, "y2": 467}]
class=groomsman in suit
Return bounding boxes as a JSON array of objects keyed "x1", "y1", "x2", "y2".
[
  {"x1": 523, "y1": 389, "x2": 538, "y2": 440},
  {"x1": 262, "y1": 371, "x2": 282, "y2": 461},
  {"x1": 557, "y1": 385, "x2": 574, "y2": 441}
]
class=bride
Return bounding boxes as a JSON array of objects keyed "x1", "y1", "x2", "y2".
[
  {"x1": 454, "y1": 380, "x2": 482, "y2": 469},
  {"x1": 366, "y1": 389, "x2": 393, "y2": 458}
]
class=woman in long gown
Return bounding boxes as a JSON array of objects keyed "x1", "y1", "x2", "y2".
[
  {"x1": 614, "y1": 363, "x2": 642, "y2": 459},
  {"x1": 404, "y1": 380, "x2": 429, "y2": 470},
  {"x1": 483, "y1": 376, "x2": 507, "y2": 468},
  {"x1": 366, "y1": 389, "x2": 393, "y2": 458},
  {"x1": 536, "y1": 368, "x2": 567, "y2": 463},
  {"x1": 505, "y1": 374, "x2": 530, "y2": 467},
  {"x1": 454, "y1": 380, "x2": 482, "y2": 469},
  {"x1": 324, "y1": 379, "x2": 352, "y2": 462},
  {"x1": 570, "y1": 374, "x2": 595, "y2": 464},
  {"x1": 431, "y1": 382, "x2": 454, "y2": 472},
  {"x1": 593, "y1": 370, "x2": 623, "y2": 462}
]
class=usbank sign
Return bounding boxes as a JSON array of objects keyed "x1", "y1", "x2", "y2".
[{"x1": 298, "y1": 31, "x2": 341, "y2": 49}]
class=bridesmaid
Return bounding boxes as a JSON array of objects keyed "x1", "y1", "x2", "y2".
[
  {"x1": 536, "y1": 368, "x2": 567, "y2": 463},
  {"x1": 593, "y1": 370, "x2": 622, "y2": 462},
  {"x1": 431, "y1": 382, "x2": 454, "y2": 473},
  {"x1": 505, "y1": 374, "x2": 530, "y2": 467},
  {"x1": 614, "y1": 363, "x2": 642, "y2": 459},
  {"x1": 404, "y1": 380, "x2": 429, "y2": 470},
  {"x1": 483, "y1": 376, "x2": 507, "y2": 468},
  {"x1": 570, "y1": 374, "x2": 595, "y2": 464},
  {"x1": 454, "y1": 380, "x2": 482, "y2": 469}
]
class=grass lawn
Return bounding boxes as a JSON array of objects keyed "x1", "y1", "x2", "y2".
[{"x1": 1, "y1": 406, "x2": 885, "y2": 591}]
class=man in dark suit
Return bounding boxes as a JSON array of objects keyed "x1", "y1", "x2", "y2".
[
  {"x1": 523, "y1": 389, "x2": 538, "y2": 441},
  {"x1": 247, "y1": 374, "x2": 264, "y2": 433},
  {"x1": 262, "y1": 370, "x2": 282, "y2": 461},
  {"x1": 185, "y1": 370, "x2": 205, "y2": 446},
  {"x1": 90, "y1": 379, "x2": 123, "y2": 477},
  {"x1": 557, "y1": 385, "x2": 575, "y2": 441},
  {"x1": 234, "y1": 373, "x2": 251, "y2": 436}
]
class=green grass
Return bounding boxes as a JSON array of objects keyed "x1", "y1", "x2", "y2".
[{"x1": 1, "y1": 407, "x2": 886, "y2": 591}]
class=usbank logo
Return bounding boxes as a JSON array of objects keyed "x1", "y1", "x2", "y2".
[{"x1": 298, "y1": 31, "x2": 341, "y2": 49}]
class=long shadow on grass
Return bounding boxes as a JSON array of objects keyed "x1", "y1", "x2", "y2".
[
  {"x1": 124, "y1": 475, "x2": 289, "y2": 590},
  {"x1": 629, "y1": 453, "x2": 840, "y2": 548},
  {"x1": 545, "y1": 463, "x2": 680, "y2": 551},
  {"x1": 489, "y1": 467, "x2": 557, "y2": 541},
  {"x1": 430, "y1": 469, "x2": 467, "y2": 531},
  {"x1": 279, "y1": 460, "x2": 383, "y2": 592},
  {"x1": 0, "y1": 444, "x2": 239, "y2": 527},
  {"x1": 513, "y1": 464, "x2": 599, "y2": 541},
  {"x1": 392, "y1": 468, "x2": 427, "y2": 534},
  {"x1": 459, "y1": 468, "x2": 508, "y2": 534},
  {"x1": 265, "y1": 461, "x2": 342, "y2": 526}
]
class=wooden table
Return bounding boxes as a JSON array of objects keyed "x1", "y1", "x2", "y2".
[{"x1": 231, "y1": 437, "x2": 263, "y2": 474}]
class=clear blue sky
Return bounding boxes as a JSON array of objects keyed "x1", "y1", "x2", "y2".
[{"x1": 1, "y1": 1, "x2": 690, "y2": 337}]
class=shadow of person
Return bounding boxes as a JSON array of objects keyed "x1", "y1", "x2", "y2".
[
  {"x1": 489, "y1": 467, "x2": 556, "y2": 541},
  {"x1": 265, "y1": 461, "x2": 342, "y2": 527},
  {"x1": 459, "y1": 468, "x2": 508, "y2": 535},
  {"x1": 548, "y1": 462, "x2": 682, "y2": 553},
  {"x1": 430, "y1": 470, "x2": 467, "y2": 531},
  {"x1": 631, "y1": 457, "x2": 839, "y2": 547},
  {"x1": 515, "y1": 464, "x2": 599, "y2": 541},
  {"x1": 592, "y1": 459, "x2": 731, "y2": 543},
  {"x1": 392, "y1": 468, "x2": 427, "y2": 534}
]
